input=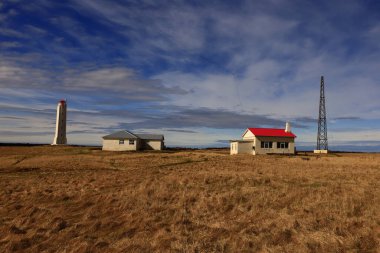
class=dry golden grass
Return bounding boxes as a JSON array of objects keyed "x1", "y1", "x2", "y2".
[{"x1": 0, "y1": 146, "x2": 379, "y2": 252}]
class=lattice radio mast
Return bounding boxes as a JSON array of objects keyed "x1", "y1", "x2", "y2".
[{"x1": 316, "y1": 76, "x2": 328, "y2": 151}]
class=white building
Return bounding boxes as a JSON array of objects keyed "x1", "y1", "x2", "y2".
[
  {"x1": 230, "y1": 123, "x2": 296, "y2": 155},
  {"x1": 102, "y1": 130, "x2": 164, "y2": 151},
  {"x1": 52, "y1": 100, "x2": 67, "y2": 145}
]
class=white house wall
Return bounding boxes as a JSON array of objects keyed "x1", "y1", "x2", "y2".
[
  {"x1": 254, "y1": 136, "x2": 295, "y2": 155},
  {"x1": 144, "y1": 140, "x2": 163, "y2": 150},
  {"x1": 102, "y1": 139, "x2": 138, "y2": 151},
  {"x1": 102, "y1": 139, "x2": 164, "y2": 151},
  {"x1": 242, "y1": 130, "x2": 255, "y2": 140},
  {"x1": 230, "y1": 141, "x2": 253, "y2": 155},
  {"x1": 230, "y1": 142, "x2": 238, "y2": 155},
  {"x1": 230, "y1": 137, "x2": 295, "y2": 155}
]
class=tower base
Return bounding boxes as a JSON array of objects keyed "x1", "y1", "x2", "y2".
[
  {"x1": 52, "y1": 137, "x2": 67, "y2": 145},
  {"x1": 314, "y1": 150, "x2": 328, "y2": 154}
]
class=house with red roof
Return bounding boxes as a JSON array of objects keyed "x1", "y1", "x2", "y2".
[{"x1": 230, "y1": 123, "x2": 296, "y2": 155}]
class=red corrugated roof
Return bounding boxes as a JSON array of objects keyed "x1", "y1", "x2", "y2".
[{"x1": 247, "y1": 128, "x2": 296, "y2": 138}]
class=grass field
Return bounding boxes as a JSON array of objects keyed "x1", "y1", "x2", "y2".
[{"x1": 0, "y1": 146, "x2": 379, "y2": 252}]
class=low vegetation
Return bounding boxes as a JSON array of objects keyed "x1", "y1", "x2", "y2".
[{"x1": 0, "y1": 146, "x2": 379, "y2": 252}]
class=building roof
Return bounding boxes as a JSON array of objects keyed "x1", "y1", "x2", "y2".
[
  {"x1": 102, "y1": 130, "x2": 164, "y2": 141},
  {"x1": 135, "y1": 134, "x2": 164, "y2": 141},
  {"x1": 246, "y1": 128, "x2": 296, "y2": 138},
  {"x1": 102, "y1": 130, "x2": 138, "y2": 140}
]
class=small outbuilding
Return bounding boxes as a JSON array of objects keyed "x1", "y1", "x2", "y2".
[
  {"x1": 230, "y1": 123, "x2": 296, "y2": 155},
  {"x1": 102, "y1": 130, "x2": 164, "y2": 151}
]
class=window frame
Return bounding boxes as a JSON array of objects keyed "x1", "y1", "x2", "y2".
[
  {"x1": 277, "y1": 142, "x2": 289, "y2": 149},
  {"x1": 261, "y1": 141, "x2": 273, "y2": 149},
  {"x1": 119, "y1": 140, "x2": 124, "y2": 145},
  {"x1": 129, "y1": 139, "x2": 135, "y2": 145}
]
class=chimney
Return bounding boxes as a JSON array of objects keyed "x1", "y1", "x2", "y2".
[{"x1": 285, "y1": 122, "x2": 291, "y2": 133}]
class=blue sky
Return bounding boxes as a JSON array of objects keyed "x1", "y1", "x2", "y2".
[{"x1": 1, "y1": 0, "x2": 380, "y2": 150}]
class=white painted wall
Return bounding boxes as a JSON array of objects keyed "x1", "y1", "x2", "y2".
[
  {"x1": 144, "y1": 140, "x2": 163, "y2": 150},
  {"x1": 102, "y1": 139, "x2": 138, "y2": 151},
  {"x1": 102, "y1": 139, "x2": 164, "y2": 151},
  {"x1": 230, "y1": 142, "x2": 238, "y2": 155},
  {"x1": 242, "y1": 129, "x2": 255, "y2": 140},
  {"x1": 254, "y1": 137, "x2": 295, "y2": 154},
  {"x1": 230, "y1": 141, "x2": 254, "y2": 155}
]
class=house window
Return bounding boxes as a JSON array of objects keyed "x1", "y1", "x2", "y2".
[
  {"x1": 119, "y1": 140, "x2": 124, "y2": 145},
  {"x1": 261, "y1": 141, "x2": 273, "y2": 149},
  {"x1": 277, "y1": 142, "x2": 289, "y2": 149},
  {"x1": 129, "y1": 140, "x2": 134, "y2": 145}
]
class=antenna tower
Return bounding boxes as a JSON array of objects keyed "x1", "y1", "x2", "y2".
[{"x1": 317, "y1": 76, "x2": 328, "y2": 150}]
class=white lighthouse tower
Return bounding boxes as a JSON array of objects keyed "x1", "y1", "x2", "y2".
[{"x1": 52, "y1": 100, "x2": 67, "y2": 145}]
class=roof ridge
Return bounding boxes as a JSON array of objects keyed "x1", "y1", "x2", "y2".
[
  {"x1": 123, "y1": 130, "x2": 138, "y2": 138},
  {"x1": 249, "y1": 127, "x2": 285, "y2": 130},
  {"x1": 102, "y1": 130, "x2": 140, "y2": 139},
  {"x1": 135, "y1": 133, "x2": 163, "y2": 135}
]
